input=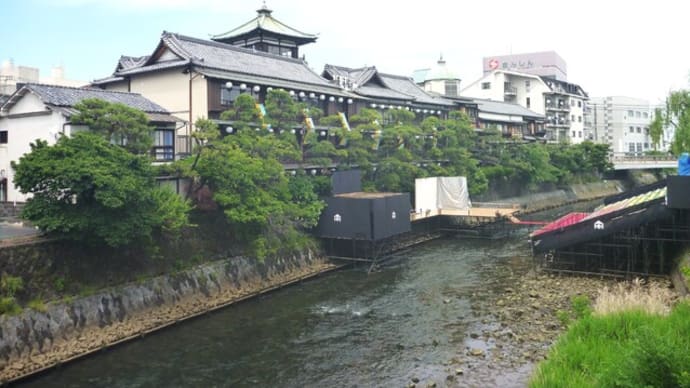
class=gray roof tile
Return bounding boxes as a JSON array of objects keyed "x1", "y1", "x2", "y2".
[
  {"x1": 355, "y1": 84, "x2": 413, "y2": 100},
  {"x1": 378, "y1": 73, "x2": 455, "y2": 106},
  {"x1": 472, "y1": 98, "x2": 544, "y2": 119},
  {"x1": 116, "y1": 55, "x2": 150, "y2": 72},
  {"x1": 324, "y1": 64, "x2": 454, "y2": 107},
  {"x1": 210, "y1": 5, "x2": 317, "y2": 42},
  {"x1": 104, "y1": 33, "x2": 342, "y2": 95},
  {"x1": 3, "y1": 84, "x2": 169, "y2": 114}
]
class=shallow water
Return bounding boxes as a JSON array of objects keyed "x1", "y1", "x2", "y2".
[{"x1": 19, "y1": 237, "x2": 536, "y2": 388}]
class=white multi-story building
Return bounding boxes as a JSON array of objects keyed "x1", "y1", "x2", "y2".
[
  {"x1": 587, "y1": 96, "x2": 657, "y2": 154},
  {"x1": 461, "y1": 69, "x2": 587, "y2": 143}
]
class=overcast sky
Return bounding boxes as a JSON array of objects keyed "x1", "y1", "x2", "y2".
[{"x1": 3, "y1": 0, "x2": 688, "y2": 105}]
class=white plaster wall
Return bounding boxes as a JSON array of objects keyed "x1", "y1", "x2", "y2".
[
  {"x1": 6, "y1": 92, "x2": 50, "y2": 115},
  {"x1": 568, "y1": 97, "x2": 585, "y2": 144},
  {"x1": 460, "y1": 72, "x2": 505, "y2": 101},
  {"x1": 424, "y1": 79, "x2": 445, "y2": 96},
  {"x1": 0, "y1": 94, "x2": 67, "y2": 202},
  {"x1": 510, "y1": 74, "x2": 549, "y2": 116},
  {"x1": 124, "y1": 69, "x2": 208, "y2": 126}
]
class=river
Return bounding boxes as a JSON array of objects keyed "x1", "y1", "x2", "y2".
[{"x1": 18, "y1": 235, "x2": 542, "y2": 388}]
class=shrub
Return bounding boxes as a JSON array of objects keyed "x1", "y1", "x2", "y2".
[
  {"x1": 0, "y1": 296, "x2": 21, "y2": 315},
  {"x1": 27, "y1": 299, "x2": 47, "y2": 313},
  {"x1": 1, "y1": 275, "x2": 24, "y2": 297},
  {"x1": 54, "y1": 276, "x2": 66, "y2": 293}
]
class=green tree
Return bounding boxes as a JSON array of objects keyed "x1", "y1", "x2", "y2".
[
  {"x1": 12, "y1": 132, "x2": 190, "y2": 247},
  {"x1": 71, "y1": 98, "x2": 153, "y2": 155},
  {"x1": 303, "y1": 131, "x2": 346, "y2": 165},
  {"x1": 649, "y1": 108, "x2": 664, "y2": 151},
  {"x1": 219, "y1": 93, "x2": 261, "y2": 131},
  {"x1": 372, "y1": 157, "x2": 422, "y2": 193},
  {"x1": 265, "y1": 89, "x2": 300, "y2": 133},
  {"x1": 344, "y1": 108, "x2": 380, "y2": 168},
  {"x1": 192, "y1": 138, "x2": 323, "y2": 258},
  {"x1": 658, "y1": 90, "x2": 690, "y2": 155}
]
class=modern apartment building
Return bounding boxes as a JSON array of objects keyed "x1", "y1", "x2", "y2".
[
  {"x1": 587, "y1": 96, "x2": 657, "y2": 154},
  {"x1": 460, "y1": 69, "x2": 587, "y2": 143}
]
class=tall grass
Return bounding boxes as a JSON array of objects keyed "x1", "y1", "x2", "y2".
[
  {"x1": 530, "y1": 280, "x2": 690, "y2": 388},
  {"x1": 593, "y1": 278, "x2": 676, "y2": 316}
]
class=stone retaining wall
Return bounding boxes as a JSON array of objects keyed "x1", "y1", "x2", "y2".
[
  {"x1": 0, "y1": 203, "x2": 23, "y2": 221},
  {"x1": 503, "y1": 181, "x2": 623, "y2": 213},
  {"x1": 0, "y1": 251, "x2": 334, "y2": 382}
]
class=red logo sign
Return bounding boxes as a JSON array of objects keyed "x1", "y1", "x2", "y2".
[{"x1": 489, "y1": 59, "x2": 499, "y2": 70}]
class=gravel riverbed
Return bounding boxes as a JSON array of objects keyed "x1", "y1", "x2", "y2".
[{"x1": 419, "y1": 271, "x2": 674, "y2": 388}]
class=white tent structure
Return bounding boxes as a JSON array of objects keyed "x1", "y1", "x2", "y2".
[{"x1": 415, "y1": 177, "x2": 471, "y2": 215}]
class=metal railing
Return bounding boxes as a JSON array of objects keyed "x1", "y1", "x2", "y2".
[{"x1": 610, "y1": 153, "x2": 676, "y2": 162}]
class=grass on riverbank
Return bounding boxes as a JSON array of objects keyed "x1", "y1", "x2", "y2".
[{"x1": 530, "y1": 283, "x2": 690, "y2": 388}]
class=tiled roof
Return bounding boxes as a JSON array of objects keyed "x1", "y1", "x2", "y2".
[
  {"x1": 170, "y1": 34, "x2": 330, "y2": 85},
  {"x1": 324, "y1": 64, "x2": 453, "y2": 107},
  {"x1": 210, "y1": 5, "x2": 317, "y2": 42},
  {"x1": 100, "y1": 33, "x2": 343, "y2": 95},
  {"x1": 355, "y1": 85, "x2": 412, "y2": 100},
  {"x1": 542, "y1": 77, "x2": 588, "y2": 98},
  {"x1": 116, "y1": 55, "x2": 149, "y2": 72},
  {"x1": 91, "y1": 75, "x2": 126, "y2": 85},
  {"x1": 323, "y1": 65, "x2": 378, "y2": 88},
  {"x1": 1, "y1": 83, "x2": 169, "y2": 114},
  {"x1": 115, "y1": 59, "x2": 190, "y2": 76},
  {"x1": 472, "y1": 98, "x2": 544, "y2": 119},
  {"x1": 379, "y1": 73, "x2": 455, "y2": 106}
]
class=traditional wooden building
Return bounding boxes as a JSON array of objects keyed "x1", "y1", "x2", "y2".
[
  {"x1": 92, "y1": 7, "x2": 356, "y2": 155},
  {"x1": 471, "y1": 98, "x2": 545, "y2": 139},
  {"x1": 322, "y1": 64, "x2": 454, "y2": 121},
  {"x1": 92, "y1": 5, "x2": 474, "y2": 156},
  {"x1": 210, "y1": 3, "x2": 317, "y2": 59}
]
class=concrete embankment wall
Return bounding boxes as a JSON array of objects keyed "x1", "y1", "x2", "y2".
[
  {"x1": 0, "y1": 251, "x2": 333, "y2": 382},
  {"x1": 502, "y1": 181, "x2": 623, "y2": 213}
]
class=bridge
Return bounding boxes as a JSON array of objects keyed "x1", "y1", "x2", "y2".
[{"x1": 610, "y1": 153, "x2": 677, "y2": 170}]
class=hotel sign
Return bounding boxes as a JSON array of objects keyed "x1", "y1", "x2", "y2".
[{"x1": 488, "y1": 58, "x2": 535, "y2": 71}]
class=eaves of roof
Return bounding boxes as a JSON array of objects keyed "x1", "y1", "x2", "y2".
[
  {"x1": 91, "y1": 75, "x2": 126, "y2": 86},
  {"x1": 197, "y1": 67, "x2": 356, "y2": 98},
  {"x1": 115, "y1": 59, "x2": 190, "y2": 77},
  {"x1": 354, "y1": 85, "x2": 414, "y2": 101}
]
